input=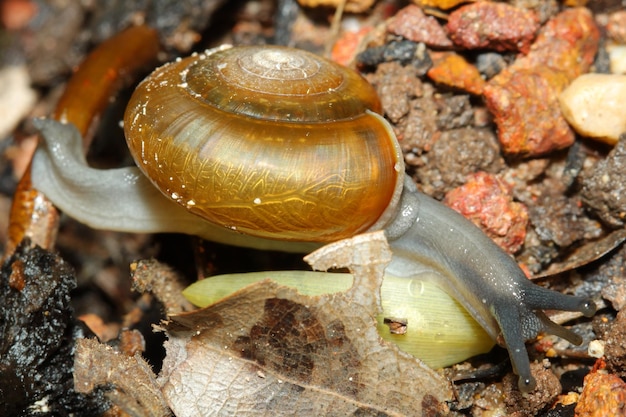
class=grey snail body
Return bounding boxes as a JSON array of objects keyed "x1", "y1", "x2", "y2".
[{"x1": 31, "y1": 45, "x2": 596, "y2": 392}]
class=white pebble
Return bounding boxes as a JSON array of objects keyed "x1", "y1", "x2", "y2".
[
  {"x1": 588, "y1": 339, "x2": 605, "y2": 359},
  {"x1": 559, "y1": 73, "x2": 626, "y2": 145},
  {"x1": 0, "y1": 66, "x2": 37, "y2": 138},
  {"x1": 607, "y1": 43, "x2": 626, "y2": 75}
]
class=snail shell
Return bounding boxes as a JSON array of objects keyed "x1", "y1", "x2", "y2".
[{"x1": 124, "y1": 46, "x2": 404, "y2": 242}]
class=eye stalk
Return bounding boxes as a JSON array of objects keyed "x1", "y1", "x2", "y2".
[{"x1": 30, "y1": 45, "x2": 596, "y2": 392}]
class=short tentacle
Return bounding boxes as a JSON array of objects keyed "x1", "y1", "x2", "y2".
[{"x1": 492, "y1": 303, "x2": 538, "y2": 392}]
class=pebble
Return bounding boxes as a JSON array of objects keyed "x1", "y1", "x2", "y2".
[
  {"x1": 559, "y1": 73, "x2": 626, "y2": 145},
  {"x1": 356, "y1": 40, "x2": 433, "y2": 73},
  {"x1": 606, "y1": 10, "x2": 626, "y2": 44},
  {"x1": 446, "y1": 2, "x2": 539, "y2": 54},
  {"x1": 331, "y1": 27, "x2": 371, "y2": 66},
  {"x1": 0, "y1": 66, "x2": 37, "y2": 139},
  {"x1": 485, "y1": 66, "x2": 574, "y2": 155},
  {"x1": 588, "y1": 340, "x2": 605, "y2": 359},
  {"x1": 484, "y1": 8, "x2": 600, "y2": 156},
  {"x1": 387, "y1": 5, "x2": 452, "y2": 48},
  {"x1": 606, "y1": 44, "x2": 626, "y2": 75},
  {"x1": 475, "y1": 52, "x2": 508, "y2": 79},
  {"x1": 443, "y1": 172, "x2": 528, "y2": 254},
  {"x1": 427, "y1": 52, "x2": 485, "y2": 95},
  {"x1": 575, "y1": 372, "x2": 626, "y2": 417}
]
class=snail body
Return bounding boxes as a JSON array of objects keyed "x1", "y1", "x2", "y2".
[{"x1": 31, "y1": 45, "x2": 595, "y2": 392}]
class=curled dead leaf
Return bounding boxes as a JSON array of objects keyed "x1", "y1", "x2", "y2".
[
  {"x1": 534, "y1": 228, "x2": 626, "y2": 278},
  {"x1": 74, "y1": 338, "x2": 170, "y2": 417},
  {"x1": 161, "y1": 232, "x2": 452, "y2": 416}
]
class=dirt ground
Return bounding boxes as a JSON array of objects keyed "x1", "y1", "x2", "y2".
[{"x1": 1, "y1": 1, "x2": 626, "y2": 416}]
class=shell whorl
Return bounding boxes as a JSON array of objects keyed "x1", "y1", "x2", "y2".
[
  {"x1": 183, "y1": 46, "x2": 383, "y2": 122},
  {"x1": 124, "y1": 45, "x2": 403, "y2": 242}
]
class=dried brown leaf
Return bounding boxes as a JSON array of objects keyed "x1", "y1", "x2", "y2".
[
  {"x1": 534, "y1": 228, "x2": 626, "y2": 278},
  {"x1": 74, "y1": 338, "x2": 171, "y2": 417},
  {"x1": 160, "y1": 232, "x2": 452, "y2": 416},
  {"x1": 131, "y1": 259, "x2": 195, "y2": 314}
]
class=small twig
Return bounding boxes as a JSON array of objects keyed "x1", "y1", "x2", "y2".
[
  {"x1": 325, "y1": 0, "x2": 348, "y2": 58},
  {"x1": 6, "y1": 25, "x2": 160, "y2": 257}
]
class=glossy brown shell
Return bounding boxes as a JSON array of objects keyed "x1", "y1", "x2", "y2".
[{"x1": 123, "y1": 45, "x2": 403, "y2": 242}]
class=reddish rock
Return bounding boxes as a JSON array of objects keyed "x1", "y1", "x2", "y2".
[
  {"x1": 0, "y1": 0, "x2": 37, "y2": 30},
  {"x1": 388, "y1": 5, "x2": 452, "y2": 48},
  {"x1": 484, "y1": 67, "x2": 574, "y2": 156},
  {"x1": 443, "y1": 172, "x2": 528, "y2": 254},
  {"x1": 575, "y1": 372, "x2": 626, "y2": 417},
  {"x1": 446, "y1": 2, "x2": 539, "y2": 54},
  {"x1": 427, "y1": 52, "x2": 486, "y2": 95},
  {"x1": 519, "y1": 8, "x2": 599, "y2": 80},
  {"x1": 485, "y1": 8, "x2": 600, "y2": 156},
  {"x1": 331, "y1": 27, "x2": 372, "y2": 66}
]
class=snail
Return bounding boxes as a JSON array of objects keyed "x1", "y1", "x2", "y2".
[{"x1": 30, "y1": 44, "x2": 596, "y2": 392}]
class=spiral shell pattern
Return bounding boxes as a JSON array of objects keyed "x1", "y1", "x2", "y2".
[{"x1": 124, "y1": 45, "x2": 403, "y2": 242}]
